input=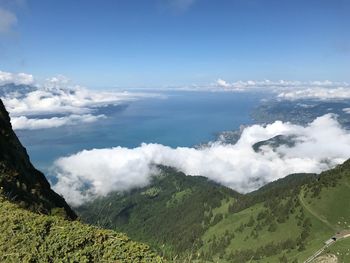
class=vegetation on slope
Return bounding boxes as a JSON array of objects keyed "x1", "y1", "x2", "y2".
[
  {"x1": 78, "y1": 160, "x2": 350, "y2": 262},
  {"x1": 77, "y1": 167, "x2": 240, "y2": 259},
  {"x1": 0, "y1": 194, "x2": 163, "y2": 263},
  {"x1": 0, "y1": 99, "x2": 164, "y2": 262},
  {"x1": 0, "y1": 99, "x2": 76, "y2": 219}
]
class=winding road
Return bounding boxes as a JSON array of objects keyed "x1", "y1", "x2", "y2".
[{"x1": 299, "y1": 192, "x2": 350, "y2": 263}]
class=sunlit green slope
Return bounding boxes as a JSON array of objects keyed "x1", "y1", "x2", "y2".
[{"x1": 78, "y1": 161, "x2": 350, "y2": 262}]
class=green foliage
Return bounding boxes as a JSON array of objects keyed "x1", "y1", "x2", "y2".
[
  {"x1": 142, "y1": 187, "x2": 161, "y2": 198},
  {"x1": 77, "y1": 167, "x2": 240, "y2": 260},
  {"x1": 78, "y1": 161, "x2": 350, "y2": 262},
  {"x1": 0, "y1": 196, "x2": 163, "y2": 263}
]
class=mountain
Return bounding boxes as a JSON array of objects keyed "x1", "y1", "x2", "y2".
[
  {"x1": 0, "y1": 98, "x2": 163, "y2": 262},
  {"x1": 77, "y1": 166, "x2": 241, "y2": 259},
  {"x1": 77, "y1": 161, "x2": 350, "y2": 262},
  {"x1": 0, "y1": 99, "x2": 77, "y2": 219}
]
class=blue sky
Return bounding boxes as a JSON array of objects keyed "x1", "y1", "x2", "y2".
[{"x1": 0, "y1": 0, "x2": 349, "y2": 88}]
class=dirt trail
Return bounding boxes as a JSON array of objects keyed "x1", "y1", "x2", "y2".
[{"x1": 299, "y1": 193, "x2": 335, "y2": 231}]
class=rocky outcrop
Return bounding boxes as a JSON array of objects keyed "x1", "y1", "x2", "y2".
[{"x1": 0, "y1": 99, "x2": 76, "y2": 219}]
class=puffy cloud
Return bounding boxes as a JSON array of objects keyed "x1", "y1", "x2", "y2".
[
  {"x1": 52, "y1": 114, "x2": 350, "y2": 206},
  {"x1": 3, "y1": 85, "x2": 138, "y2": 117},
  {"x1": 0, "y1": 7, "x2": 17, "y2": 33},
  {"x1": 0, "y1": 71, "x2": 34, "y2": 85},
  {"x1": 216, "y1": 79, "x2": 231, "y2": 88},
  {"x1": 277, "y1": 87, "x2": 350, "y2": 100},
  {"x1": 0, "y1": 71, "x2": 161, "y2": 130},
  {"x1": 11, "y1": 114, "x2": 106, "y2": 130}
]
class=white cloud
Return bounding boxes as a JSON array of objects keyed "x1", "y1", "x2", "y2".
[
  {"x1": 11, "y1": 114, "x2": 106, "y2": 130},
  {"x1": 52, "y1": 114, "x2": 350, "y2": 206},
  {"x1": 216, "y1": 78, "x2": 230, "y2": 88},
  {"x1": 343, "y1": 108, "x2": 350, "y2": 114},
  {"x1": 0, "y1": 7, "x2": 17, "y2": 33},
  {"x1": 0, "y1": 70, "x2": 162, "y2": 130},
  {"x1": 215, "y1": 79, "x2": 349, "y2": 91},
  {"x1": 277, "y1": 87, "x2": 350, "y2": 100},
  {"x1": 0, "y1": 70, "x2": 34, "y2": 85},
  {"x1": 214, "y1": 79, "x2": 350, "y2": 100}
]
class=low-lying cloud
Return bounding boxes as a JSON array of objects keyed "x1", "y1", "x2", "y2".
[
  {"x1": 277, "y1": 87, "x2": 350, "y2": 100},
  {"x1": 52, "y1": 114, "x2": 350, "y2": 206},
  {"x1": 11, "y1": 114, "x2": 106, "y2": 130},
  {"x1": 216, "y1": 79, "x2": 350, "y2": 98},
  {"x1": 0, "y1": 70, "x2": 34, "y2": 86},
  {"x1": 0, "y1": 71, "x2": 160, "y2": 130}
]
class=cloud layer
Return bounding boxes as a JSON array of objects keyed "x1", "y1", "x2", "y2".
[
  {"x1": 0, "y1": 71, "x2": 160, "y2": 129},
  {"x1": 214, "y1": 78, "x2": 350, "y2": 100},
  {"x1": 277, "y1": 87, "x2": 350, "y2": 100},
  {"x1": 53, "y1": 114, "x2": 350, "y2": 206},
  {"x1": 0, "y1": 71, "x2": 34, "y2": 86},
  {"x1": 11, "y1": 114, "x2": 106, "y2": 130}
]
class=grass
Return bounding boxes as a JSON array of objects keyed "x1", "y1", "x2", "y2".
[
  {"x1": 304, "y1": 177, "x2": 350, "y2": 230},
  {"x1": 77, "y1": 161, "x2": 350, "y2": 262},
  {"x1": 0, "y1": 196, "x2": 163, "y2": 263},
  {"x1": 200, "y1": 174, "x2": 350, "y2": 263},
  {"x1": 324, "y1": 238, "x2": 350, "y2": 262}
]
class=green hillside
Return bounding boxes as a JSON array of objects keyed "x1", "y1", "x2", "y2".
[
  {"x1": 78, "y1": 161, "x2": 350, "y2": 262},
  {"x1": 77, "y1": 167, "x2": 240, "y2": 259},
  {"x1": 0, "y1": 194, "x2": 163, "y2": 263}
]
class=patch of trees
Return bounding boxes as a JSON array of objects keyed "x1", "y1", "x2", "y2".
[
  {"x1": 228, "y1": 173, "x2": 314, "y2": 214},
  {"x1": 226, "y1": 238, "x2": 298, "y2": 262},
  {"x1": 77, "y1": 167, "x2": 234, "y2": 260},
  {"x1": 202, "y1": 230, "x2": 235, "y2": 261},
  {"x1": 304, "y1": 161, "x2": 348, "y2": 198}
]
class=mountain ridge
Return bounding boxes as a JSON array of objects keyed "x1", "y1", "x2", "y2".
[
  {"x1": 0, "y1": 98, "x2": 164, "y2": 262},
  {"x1": 77, "y1": 158, "x2": 350, "y2": 262},
  {"x1": 0, "y1": 99, "x2": 76, "y2": 219}
]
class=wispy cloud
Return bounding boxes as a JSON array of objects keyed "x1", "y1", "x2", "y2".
[
  {"x1": 161, "y1": 0, "x2": 197, "y2": 13},
  {"x1": 53, "y1": 114, "x2": 350, "y2": 206},
  {"x1": 0, "y1": 7, "x2": 17, "y2": 34}
]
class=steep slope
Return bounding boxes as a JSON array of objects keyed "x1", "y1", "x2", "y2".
[
  {"x1": 77, "y1": 167, "x2": 241, "y2": 259},
  {"x1": 0, "y1": 99, "x2": 76, "y2": 219},
  {"x1": 0, "y1": 98, "x2": 164, "y2": 262},
  {"x1": 0, "y1": 195, "x2": 162, "y2": 262},
  {"x1": 78, "y1": 161, "x2": 350, "y2": 262},
  {"x1": 199, "y1": 160, "x2": 350, "y2": 262}
]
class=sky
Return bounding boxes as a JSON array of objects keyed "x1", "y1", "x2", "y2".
[{"x1": 0, "y1": 0, "x2": 349, "y2": 88}]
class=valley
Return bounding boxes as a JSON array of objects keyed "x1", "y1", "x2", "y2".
[{"x1": 77, "y1": 161, "x2": 350, "y2": 262}]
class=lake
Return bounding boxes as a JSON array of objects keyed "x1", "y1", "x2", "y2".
[{"x1": 16, "y1": 90, "x2": 267, "y2": 172}]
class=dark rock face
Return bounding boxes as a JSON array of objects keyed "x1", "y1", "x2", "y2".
[{"x1": 0, "y1": 99, "x2": 76, "y2": 219}]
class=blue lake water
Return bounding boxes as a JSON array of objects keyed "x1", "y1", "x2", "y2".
[{"x1": 16, "y1": 90, "x2": 267, "y2": 172}]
